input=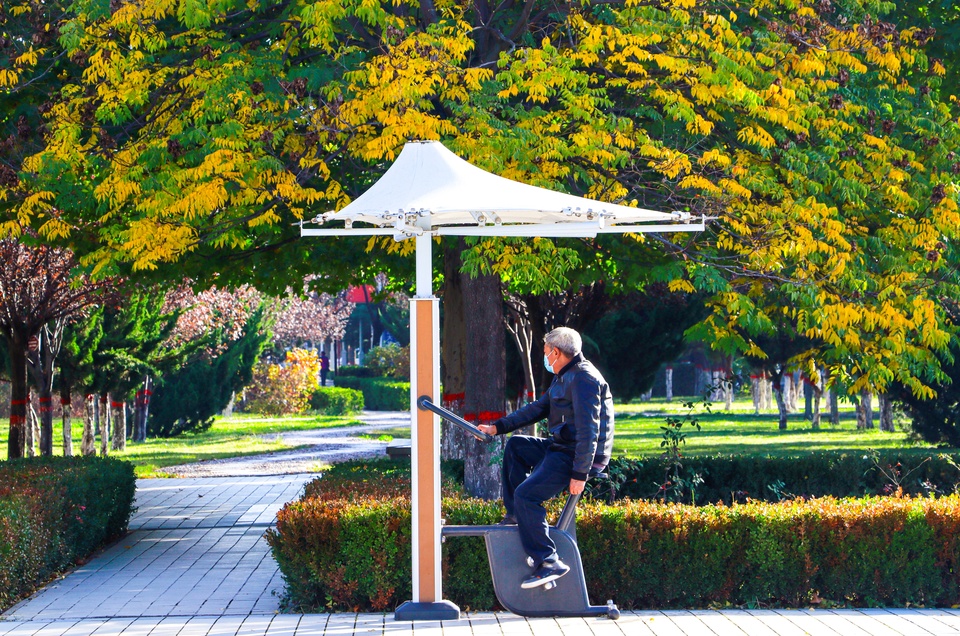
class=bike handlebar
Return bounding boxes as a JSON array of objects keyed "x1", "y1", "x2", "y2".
[{"x1": 416, "y1": 396, "x2": 494, "y2": 443}]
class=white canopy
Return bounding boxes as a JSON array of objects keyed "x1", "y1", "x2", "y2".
[{"x1": 302, "y1": 140, "x2": 701, "y2": 239}]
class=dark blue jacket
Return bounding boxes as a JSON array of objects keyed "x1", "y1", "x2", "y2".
[{"x1": 495, "y1": 353, "x2": 614, "y2": 481}]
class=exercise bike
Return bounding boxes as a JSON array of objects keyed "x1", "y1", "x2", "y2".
[{"x1": 418, "y1": 396, "x2": 621, "y2": 620}]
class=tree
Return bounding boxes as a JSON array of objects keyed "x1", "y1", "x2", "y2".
[
  {"x1": 269, "y1": 282, "x2": 354, "y2": 354},
  {"x1": 4, "y1": 0, "x2": 959, "y2": 428},
  {"x1": 0, "y1": 237, "x2": 110, "y2": 458},
  {"x1": 56, "y1": 308, "x2": 103, "y2": 454},
  {"x1": 585, "y1": 286, "x2": 709, "y2": 402},
  {"x1": 90, "y1": 287, "x2": 184, "y2": 451},
  {"x1": 149, "y1": 304, "x2": 270, "y2": 436}
]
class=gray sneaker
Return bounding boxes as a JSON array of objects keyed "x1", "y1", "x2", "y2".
[{"x1": 520, "y1": 559, "x2": 570, "y2": 589}]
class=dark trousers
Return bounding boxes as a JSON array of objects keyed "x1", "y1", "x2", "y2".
[{"x1": 502, "y1": 435, "x2": 573, "y2": 565}]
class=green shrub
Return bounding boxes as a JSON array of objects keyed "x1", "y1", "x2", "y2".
[
  {"x1": 309, "y1": 387, "x2": 364, "y2": 415},
  {"x1": 269, "y1": 482, "x2": 960, "y2": 611},
  {"x1": 334, "y1": 377, "x2": 409, "y2": 411},
  {"x1": 0, "y1": 456, "x2": 136, "y2": 611},
  {"x1": 364, "y1": 345, "x2": 410, "y2": 380},
  {"x1": 245, "y1": 348, "x2": 320, "y2": 415},
  {"x1": 587, "y1": 451, "x2": 960, "y2": 505}
]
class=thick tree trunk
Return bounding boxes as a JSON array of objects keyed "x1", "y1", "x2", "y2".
[
  {"x1": 879, "y1": 394, "x2": 895, "y2": 432},
  {"x1": 61, "y1": 390, "x2": 73, "y2": 456},
  {"x1": 111, "y1": 399, "x2": 126, "y2": 451},
  {"x1": 830, "y1": 388, "x2": 840, "y2": 426},
  {"x1": 751, "y1": 374, "x2": 761, "y2": 414},
  {"x1": 38, "y1": 393, "x2": 53, "y2": 456},
  {"x1": 99, "y1": 393, "x2": 110, "y2": 456},
  {"x1": 440, "y1": 244, "x2": 468, "y2": 462},
  {"x1": 81, "y1": 393, "x2": 97, "y2": 456},
  {"x1": 7, "y1": 338, "x2": 27, "y2": 459},
  {"x1": 461, "y1": 269, "x2": 506, "y2": 500},
  {"x1": 665, "y1": 366, "x2": 673, "y2": 401}
]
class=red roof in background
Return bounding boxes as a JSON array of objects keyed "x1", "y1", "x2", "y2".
[{"x1": 346, "y1": 285, "x2": 375, "y2": 303}]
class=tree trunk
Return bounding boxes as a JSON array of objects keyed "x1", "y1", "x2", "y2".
[
  {"x1": 858, "y1": 388, "x2": 873, "y2": 429},
  {"x1": 879, "y1": 394, "x2": 895, "y2": 432},
  {"x1": 133, "y1": 377, "x2": 151, "y2": 443},
  {"x1": 99, "y1": 393, "x2": 110, "y2": 456},
  {"x1": 761, "y1": 372, "x2": 772, "y2": 411},
  {"x1": 665, "y1": 367, "x2": 673, "y2": 401},
  {"x1": 505, "y1": 296, "x2": 537, "y2": 436},
  {"x1": 61, "y1": 389, "x2": 73, "y2": 456},
  {"x1": 751, "y1": 374, "x2": 761, "y2": 414},
  {"x1": 26, "y1": 321, "x2": 65, "y2": 457},
  {"x1": 440, "y1": 244, "x2": 468, "y2": 462},
  {"x1": 811, "y1": 371, "x2": 823, "y2": 431},
  {"x1": 723, "y1": 359, "x2": 733, "y2": 411},
  {"x1": 111, "y1": 399, "x2": 126, "y2": 451},
  {"x1": 773, "y1": 372, "x2": 788, "y2": 430},
  {"x1": 7, "y1": 336, "x2": 27, "y2": 459},
  {"x1": 461, "y1": 269, "x2": 506, "y2": 500},
  {"x1": 830, "y1": 387, "x2": 840, "y2": 426},
  {"x1": 26, "y1": 401, "x2": 38, "y2": 457},
  {"x1": 81, "y1": 393, "x2": 97, "y2": 456}
]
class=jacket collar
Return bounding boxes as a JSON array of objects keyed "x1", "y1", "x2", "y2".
[{"x1": 557, "y1": 352, "x2": 582, "y2": 378}]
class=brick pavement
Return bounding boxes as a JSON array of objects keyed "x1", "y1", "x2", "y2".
[{"x1": 3, "y1": 475, "x2": 960, "y2": 635}]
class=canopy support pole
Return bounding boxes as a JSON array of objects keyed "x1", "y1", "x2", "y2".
[{"x1": 395, "y1": 234, "x2": 460, "y2": 621}]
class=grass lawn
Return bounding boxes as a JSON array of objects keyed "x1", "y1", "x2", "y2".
[
  {"x1": 1, "y1": 395, "x2": 947, "y2": 478},
  {"x1": 0, "y1": 413, "x2": 364, "y2": 478},
  {"x1": 612, "y1": 396, "x2": 939, "y2": 457}
]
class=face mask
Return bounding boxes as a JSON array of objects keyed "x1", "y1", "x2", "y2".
[{"x1": 543, "y1": 353, "x2": 554, "y2": 374}]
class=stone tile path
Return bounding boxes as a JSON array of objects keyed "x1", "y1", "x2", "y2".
[{"x1": 4, "y1": 474, "x2": 960, "y2": 635}]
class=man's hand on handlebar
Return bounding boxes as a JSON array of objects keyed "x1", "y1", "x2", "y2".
[
  {"x1": 569, "y1": 479, "x2": 585, "y2": 495},
  {"x1": 477, "y1": 423, "x2": 498, "y2": 437}
]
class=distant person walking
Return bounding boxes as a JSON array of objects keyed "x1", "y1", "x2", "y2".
[{"x1": 320, "y1": 351, "x2": 330, "y2": 386}]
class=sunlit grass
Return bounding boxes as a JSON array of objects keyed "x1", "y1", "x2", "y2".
[
  {"x1": 612, "y1": 396, "x2": 936, "y2": 457},
  {"x1": 0, "y1": 413, "x2": 364, "y2": 478},
  {"x1": 2, "y1": 395, "x2": 944, "y2": 478}
]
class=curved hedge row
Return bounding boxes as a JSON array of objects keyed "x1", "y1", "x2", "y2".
[
  {"x1": 0, "y1": 456, "x2": 137, "y2": 611},
  {"x1": 268, "y1": 490, "x2": 960, "y2": 611}
]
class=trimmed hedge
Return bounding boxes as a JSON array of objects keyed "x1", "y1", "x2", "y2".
[
  {"x1": 0, "y1": 456, "x2": 137, "y2": 611},
  {"x1": 592, "y1": 451, "x2": 960, "y2": 505},
  {"x1": 310, "y1": 387, "x2": 364, "y2": 415},
  {"x1": 334, "y1": 377, "x2": 409, "y2": 411},
  {"x1": 269, "y1": 489, "x2": 960, "y2": 611}
]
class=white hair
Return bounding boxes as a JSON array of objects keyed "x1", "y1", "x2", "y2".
[{"x1": 544, "y1": 327, "x2": 582, "y2": 356}]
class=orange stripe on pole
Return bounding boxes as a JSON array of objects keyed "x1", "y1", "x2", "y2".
[{"x1": 415, "y1": 299, "x2": 437, "y2": 602}]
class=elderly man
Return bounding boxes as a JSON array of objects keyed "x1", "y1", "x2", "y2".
[{"x1": 477, "y1": 327, "x2": 614, "y2": 590}]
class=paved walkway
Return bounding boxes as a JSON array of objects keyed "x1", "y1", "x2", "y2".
[
  {"x1": 4, "y1": 475, "x2": 960, "y2": 635},
  {"x1": 160, "y1": 412, "x2": 410, "y2": 477}
]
